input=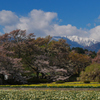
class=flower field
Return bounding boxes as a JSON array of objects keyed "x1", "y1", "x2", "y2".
[
  {"x1": 0, "y1": 82, "x2": 100, "y2": 88},
  {"x1": 0, "y1": 89, "x2": 100, "y2": 100},
  {"x1": 0, "y1": 82, "x2": 100, "y2": 99}
]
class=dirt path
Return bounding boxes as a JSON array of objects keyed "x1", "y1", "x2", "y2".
[{"x1": 0, "y1": 88, "x2": 100, "y2": 91}]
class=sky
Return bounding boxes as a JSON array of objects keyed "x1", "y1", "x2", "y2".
[{"x1": 0, "y1": 0, "x2": 100, "y2": 41}]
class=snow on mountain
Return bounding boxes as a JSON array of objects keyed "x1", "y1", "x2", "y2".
[
  {"x1": 52, "y1": 36, "x2": 84, "y2": 48},
  {"x1": 52, "y1": 35, "x2": 99, "y2": 52},
  {"x1": 66, "y1": 35, "x2": 98, "y2": 46}
]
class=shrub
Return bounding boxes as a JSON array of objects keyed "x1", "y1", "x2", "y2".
[
  {"x1": 27, "y1": 77, "x2": 48, "y2": 84},
  {"x1": 98, "y1": 80, "x2": 100, "y2": 83},
  {"x1": 39, "y1": 79, "x2": 48, "y2": 83},
  {"x1": 84, "y1": 80, "x2": 90, "y2": 83},
  {"x1": 56, "y1": 80, "x2": 65, "y2": 83},
  {"x1": 78, "y1": 63, "x2": 100, "y2": 82},
  {"x1": 27, "y1": 77, "x2": 40, "y2": 84},
  {"x1": 68, "y1": 74, "x2": 79, "y2": 82}
]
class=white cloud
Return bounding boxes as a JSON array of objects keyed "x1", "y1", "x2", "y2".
[
  {"x1": 89, "y1": 26, "x2": 100, "y2": 41},
  {"x1": 86, "y1": 23, "x2": 91, "y2": 27},
  {"x1": 0, "y1": 32, "x2": 3, "y2": 35},
  {"x1": 59, "y1": 19, "x2": 62, "y2": 22},
  {"x1": 3, "y1": 9, "x2": 58, "y2": 37},
  {"x1": 98, "y1": 15, "x2": 100, "y2": 19},
  {"x1": 0, "y1": 9, "x2": 100, "y2": 41},
  {"x1": 0, "y1": 10, "x2": 19, "y2": 26},
  {"x1": 94, "y1": 23, "x2": 96, "y2": 26},
  {"x1": 45, "y1": 24, "x2": 89, "y2": 37},
  {"x1": 2, "y1": 9, "x2": 87, "y2": 37}
]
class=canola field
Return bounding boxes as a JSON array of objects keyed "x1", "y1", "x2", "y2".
[
  {"x1": 1, "y1": 82, "x2": 100, "y2": 88},
  {"x1": 0, "y1": 89, "x2": 100, "y2": 100}
]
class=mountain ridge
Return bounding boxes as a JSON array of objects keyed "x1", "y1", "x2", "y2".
[
  {"x1": 84, "y1": 42, "x2": 100, "y2": 52},
  {"x1": 52, "y1": 35, "x2": 100, "y2": 52},
  {"x1": 66, "y1": 35, "x2": 98, "y2": 46},
  {"x1": 52, "y1": 36, "x2": 83, "y2": 48}
]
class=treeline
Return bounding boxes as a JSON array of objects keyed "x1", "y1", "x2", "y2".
[
  {"x1": 71, "y1": 47, "x2": 96, "y2": 58},
  {"x1": 0, "y1": 29, "x2": 99, "y2": 84}
]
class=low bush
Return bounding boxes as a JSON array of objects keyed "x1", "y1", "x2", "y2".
[
  {"x1": 56, "y1": 80, "x2": 65, "y2": 83},
  {"x1": 78, "y1": 63, "x2": 100, "y2": 82},
  {"x1": 84, "y1": 80, "x2": 90, "y2": 83},
  {"x1": 27, "y1": 77, "x2": 48, "y2": 84},
  {"x1": 39, "y1": 79, "x2": 48, "y2": 83},
  {"x1": 27, "y1": 77, "x2": 39, "y2": 84},
  {"x1": 98, "y1": 80, "x2": 100, "y2": 83}
]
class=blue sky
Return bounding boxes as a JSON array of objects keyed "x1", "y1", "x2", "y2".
[{"x1": 0, "y1": 0, "x2": 100, "y2": 41}]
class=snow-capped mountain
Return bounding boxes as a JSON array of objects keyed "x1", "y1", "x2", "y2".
[
  {"x1": 84, "y1": 42, "x2": 100, "y2": 52},
  {"x1": 52, "y1": 36, "x2": 84, "y2": 48},
  {"x1": 66, "y1": 35, "x2": 98, "y2": 47},
  {"x1": 52, "y1": 35, "x2": 99, "y2": 52}
]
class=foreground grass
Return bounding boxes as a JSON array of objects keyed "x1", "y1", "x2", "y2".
[{"x1": 0, "y1": 89, "x2": 100, "y2": 100}]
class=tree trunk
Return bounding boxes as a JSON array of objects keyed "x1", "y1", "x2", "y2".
[
  {"x1": 36, "y1": 72, "x2": 39, "y2": 79},
  {"x1": 41, "y1": 73, "x2": 44, "y2": 79}
]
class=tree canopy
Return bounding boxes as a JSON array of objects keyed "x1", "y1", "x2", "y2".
[{"x1": 0, "y1": 29, "x2": 93, "y2": 84}]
